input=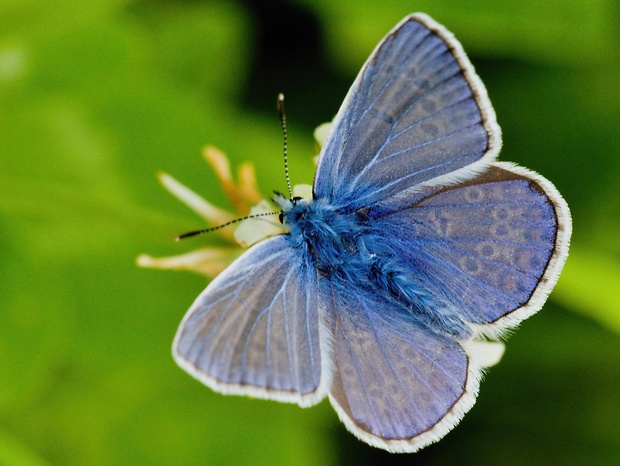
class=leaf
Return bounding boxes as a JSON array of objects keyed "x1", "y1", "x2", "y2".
[
  {"x1": 290, "y1": 0, "x2": 618, "y2": 70},
  {"x1": 553, "y1": 246, "x2": 620, "y2": 335},
  {"x1": 0, "y1": 429, "x2": 51, "y2": 466}
]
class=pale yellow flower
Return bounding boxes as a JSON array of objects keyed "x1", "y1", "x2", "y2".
[
  {"x1": 136, "y1": 140, "x2": 317, "y2": 278},
  {"x1": 313, "y1": 121, "x2": 332, "y2": 148}
]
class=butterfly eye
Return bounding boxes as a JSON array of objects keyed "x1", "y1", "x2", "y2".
[{"x1": 278, "y1": 211, "x2": 285, "y2": 223}]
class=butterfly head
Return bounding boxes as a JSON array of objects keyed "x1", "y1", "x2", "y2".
[{"x1": 272, "y1": 191, "x2": 310, "y2": 225}]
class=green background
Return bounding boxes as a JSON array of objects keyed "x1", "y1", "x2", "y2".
[{"x1": 1, "y1": 0, "x2": 619, "y2": 464}]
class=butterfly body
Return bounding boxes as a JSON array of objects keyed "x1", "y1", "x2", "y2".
[
  {"x1": 173, "y1": 13, "x2": 571, "y2": 453},
  {"x1": 278, "y1": 192, "x2": 470, "y2": 338},
  {"x1": 276, "y1": 194, "x2": 361, "y2": 271}
]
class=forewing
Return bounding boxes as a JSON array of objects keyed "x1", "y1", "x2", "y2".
[
  {"x1": 314, "y1": 13, "x2": 500, "y2": 211},
  {"x1": 173, "y1": 235, "x2": 329, "y2": 407},
  {"x1": 325, "y1": 279, "x2": 482, "y2": 453},
  {"x1": 370, "y1": 162, "x2": 571, "y2": 338}
]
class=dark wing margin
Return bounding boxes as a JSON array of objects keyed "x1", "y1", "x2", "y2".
[
  {"x1": 314, "y1": 13, "x2": 501, "y2": 211},
  {"x1": 173, "y1": 235, "x2": 332, "y2": 407},
  {"x1": 369, "y1": 162, "x2": 572, "y2": 339},
  {"x1": 323, "y1": 278, "x2": 490, "y2": 453}
]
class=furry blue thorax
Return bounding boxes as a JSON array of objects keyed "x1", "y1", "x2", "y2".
[{"x1": 274, "y1": 194, "x2": 471, "y2": 338}]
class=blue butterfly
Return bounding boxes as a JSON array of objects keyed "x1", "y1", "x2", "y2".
[{"x1": 173, "y1": 13, "x2": 571, "y2": 453}]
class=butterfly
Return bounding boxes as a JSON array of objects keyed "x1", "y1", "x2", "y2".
[{"x1": 172, "y1": 13, "x2": 571, "y2": 453}]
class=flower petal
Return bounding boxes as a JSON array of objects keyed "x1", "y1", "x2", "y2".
[
  {"x1": 234, "y1": 200, "x2": 283, "y2": 247},
  {"x1": 461, "y1": 340, "x2": 506, "y2": 369},
  {"x1": 202, "y1": 145, "x2": 249, "y2": 214},
  {"x1": 157, "y1": 171, "x2": 236, "y2": 243},
  {"x1": 314, "y1": 121, "x2": 332, "y2": 149},
  {"x1": 136, "y1": 247, "x2": 242, "y2": 278},
  {"x1": 236, "y1": 162, "x2": 263, "y2": 208},
  {"x1": 292, "y1": 184, "x2": 313, "y2": 201}
]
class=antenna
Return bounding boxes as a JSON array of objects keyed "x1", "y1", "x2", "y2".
[
  {"x1": 277, "y1": 93, "x2": 293, "y2": 200},
  {"x1": 176, "y1": 93, "x2": 292, "y2": 241},
  {"x1": 176, "y1": 211, "x2": 278, "y2": 240}
]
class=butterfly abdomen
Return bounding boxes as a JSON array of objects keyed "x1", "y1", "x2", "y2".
[{"x1": 364, "y1": 246, "x2": 471, "y2": 338}]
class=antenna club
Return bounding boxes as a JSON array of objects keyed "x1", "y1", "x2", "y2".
[{"x1": 277, "y1": 93, "x2": 293, "y2": 199}]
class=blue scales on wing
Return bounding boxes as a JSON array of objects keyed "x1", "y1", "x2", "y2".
[
  {"x1": 367, "y1": 163, "x2": 566, "y2": 334},
  {"x1": 173, "y1": 235, "x2": 327, "y2": 407},
  {"x1": 314, "y1": 15, "x2": 499, "y2": 212},
  {"x1": 324, "y1": 277, "x2": 477, "y2": 452}
]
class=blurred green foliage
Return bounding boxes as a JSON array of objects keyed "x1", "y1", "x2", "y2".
[{"x1": 0, "y1": 0, "x2": 618, "y2": 465}]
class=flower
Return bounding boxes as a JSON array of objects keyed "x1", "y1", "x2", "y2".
[{"x1": 136, "y1": 139, "x2": 316, "y2": 278}]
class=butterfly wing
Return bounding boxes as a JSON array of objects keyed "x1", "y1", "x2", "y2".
[
  {"x1": 314, "y1": 13, "x2": 501, "y2": 211},
  {"x1": 173, "y1": 235, "x2": 331, "y2": 407},
  {"x1": 368, "y1": 162, "x2": 571, "y2": 338},
  {"x1": 324, "y1": 277, "x2": 491, "y2": 453},
  {"x1": 313, "y1": 13, "x2": 570, "y2": 451}
]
